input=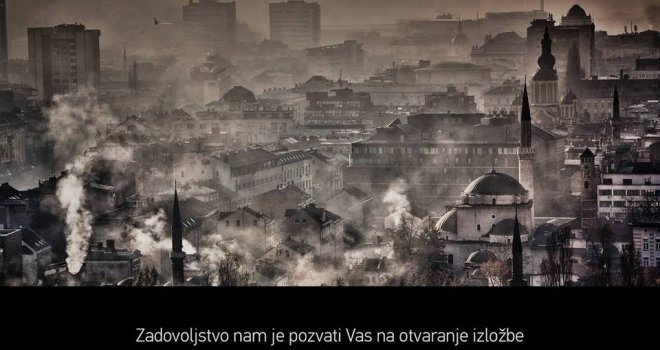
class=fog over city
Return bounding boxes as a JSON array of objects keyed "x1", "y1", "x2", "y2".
[{"x1": 1, "y1": 0, "x2": 659, "y2": 287}]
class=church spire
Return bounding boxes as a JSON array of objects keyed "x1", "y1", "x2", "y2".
[
  {"x1": 533, "y1": 26, "x2": 558, "y2": 82},
  {"x1": 171, "y1": 182, "x2": 185, "y2": 286}
]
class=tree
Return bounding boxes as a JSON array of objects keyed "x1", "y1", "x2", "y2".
[
  {"x1": 393, "y1": 212, "x2": 421, "y2": 260},
  {"x1": 540, "y1": 227, "x2": 574, "y2": 286},
  {"x1": 620, "y1": 243, "x2": 643, "y2": 286},
  {"x1": 216, "y1": 252, "x2": 251, "y2": 287},
  {"x1": 135, "y1": 266, "x2": 159, "y2": 286},
  {"x1": 408, "y1": 226, "x2": 454, "y2": 286},
  {"x1": 586, "y1": 224, "x2": 614, "y2": 286},
  {"x1": 480, "y1": 260, "x2": 509, "y2": 287}
]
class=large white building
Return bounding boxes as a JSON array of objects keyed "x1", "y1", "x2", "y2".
[{"x1": 597, "y1": 167, "x2": 660, "y2": 219}]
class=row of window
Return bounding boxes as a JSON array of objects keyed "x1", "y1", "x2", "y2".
[
  {"x1": 641, "y1": 238, "x2": 660, "y2": 251},
  {"x1": 224, "y1": 219, "x2": 260, "y2": 227},
  {"x1": 601, "y1": 178, "x2": 654, "y2": 185},
  {"x1": 598, "y1": 189, "x2": 660, "y2": 196}
]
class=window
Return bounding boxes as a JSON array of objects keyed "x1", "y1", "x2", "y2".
[
  {"x1": 643, "y1": 239, "x2": 649, "y2": 251},
  {"x1": 627, "y1": 190, "x2": 641, "y2": 196},
  {"x1": 656, "y1": 238, "x2": 660, "y2": 251},
  {"x1": 599, "y1": 201, "x2": 611, "y2": 207},
  {"x1": 584, "y1": 181, "x2": 589, "y2": 189},
  {"x1": 613, "y1": 201, "x2": 626, "y2": 208},
  {"x1": 492, "y1": 198, "x2": 496, "y2": 205},
  {"x1": 599, "y1": 190, "x2": 612, "y2": 196},
  {"x1": 623, "y1": 179, "x2": 633, "y2": 185},
  {"x1": 613, "y1": 190, "x2": 626, "y2": 196},
  {"x1": 225, "y1": 220, "x2": 229, "y2": 227},
  {"x1": 236, "y1": 220, "x2": 241, "y2": 227},
  {"x1": 643, "y1": 257, "x2": 649, "y2": 266},
  {"x1": 253, "y1": 219, "x2": 258, "y2": 226},
  {"x1": 477, "y1": 224, "x2": 481, "y2": 231}
]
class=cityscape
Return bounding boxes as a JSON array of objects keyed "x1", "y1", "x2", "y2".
[{"x1": 1, "y1": 0, "x2": 660, "y2": 287}]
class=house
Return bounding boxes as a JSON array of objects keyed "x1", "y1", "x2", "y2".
[
  {"x1": 21, "y1": 228, "x2": 52, "y2": 285},
  {"x1": 217, "y1": 207, "x2": 274, "y2": 254},
  {"x1": 251, "y1": 185, "x2": 313, "y2": 220},
  {"x1": 283, "y1": 204, "x2": 343, "y2": 261},
  {"x1": 325, "y1": 185, "x2": 373, "y2": 228},
  {"x1": 79, "y1": 239, "x2": 141, "y2": 285}
]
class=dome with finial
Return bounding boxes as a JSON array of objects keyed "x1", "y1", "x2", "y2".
[
  {"x1": 561, "y1": 89, "x2": 577, "y2": 104},
  {"x1": 450, "y1": 20, "x2": 470, "y2": 47},
  {"x1": 566, "y1": 4, "x2": 587, "y2": 18}
]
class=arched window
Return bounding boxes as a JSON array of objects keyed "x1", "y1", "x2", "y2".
[
  {"x1": 477, "y1": 224, "x2": 481, "y2": 231},
  {"x1": 492, "y1": 198, "x2": 497, "y2": 205}
]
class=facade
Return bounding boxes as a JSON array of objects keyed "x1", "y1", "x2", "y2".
[
  {"x1": 21, "y1": 228, "x2": 52, "y2": 285},
  {"x1": 28, "y1": 24, "x2": 101, "y2": 101},
  {"x1": 0, "y1": 112, "x2": 27, "y2": 166},
  {"x1": 80, "y1": 240, "x2": 141, "y2": 284},
  {"x1": 483, "y1": 80, "x2": 522, "y2": 113},
  {"x1": 190, "y1": 62, "x2": 231, "y2": 106},
  {"x1": 347, "y1": 113, "x2": 564, "y2": 214},
  {"x1": 0, "y1": 228, "x2": 22, "y2": 283},
  {"x1": 471, "y1": 32, "x2": 525, "y2": 72},
  {"x1": 579, "y1": 148, "x2": 600, "y2": 233},
  {"x1": 217, "y1": 207, "x2": 274, "y2": 253},
  {"x1": 182, "y1": 0, "x2": 237, "y2": 50},
  {"x1": 597, "y1": 166, "x2": 660, "y2": 220},
  {"x1": 269, "y1": 0, "x2": 320, "y2": 50},
  {"x1": 630, "y1": 216, "x2": 660, "y2": 267},
  {"x1": 414, "y1": 62, "x2": 491, "y2": 91},
  {"x1": 423, "y1": 86, "x2": 477, "y2": 113},
  {"x1": 304, "y1": 88, "x2": 374, "y2": 127},
  {"x1": 306, "y1": 40, "x2": 364, "y2": 79},
  {"x1": 282, "y1": 204, "x2": 343, "y2": 261}
]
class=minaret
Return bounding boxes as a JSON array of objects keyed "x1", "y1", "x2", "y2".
[
  {"x1": 611, "y1": 85, "x2": 621, "y2": 143},
  {"x1": 509, "y1": 207, "x2": 526, "y2": 286},
  {"x1": 518, "y1": 82, "x2": 535, "y2": 226},
  {"x1": 171, "y1": 184, "x2": 186, "y2": 286}
]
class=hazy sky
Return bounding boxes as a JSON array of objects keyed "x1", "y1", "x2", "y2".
[{"x1": 6, "y1": 0, "x2": 658, "y2": 58}]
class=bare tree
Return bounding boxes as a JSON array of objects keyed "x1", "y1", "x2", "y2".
[
  {"x1": 393, "y1": 212, "x2": 421, "y2": 260},
  {"x1": 216, "y1": 252, "x2": 251, "y2": 287},
  {"x1": 408, "y1": 226, "x2": 454, "y2": 286},
  {"x1": 620, "y1": 243, "x2": 643, "y2": 286},
  {"x1": 481, "y1": 260, "x2": 509, "y2": 287},
  {"x1": 586, "y1": 224, "x2": 614, "y2": 286},
  {"x1": 134, "y1": 266, "x2": 159, "y2": 286},
  {"x1": 540, "y1": 227, "x2": 573, "y2": 286}
]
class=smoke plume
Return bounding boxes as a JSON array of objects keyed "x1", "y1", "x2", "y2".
[
  {"x1": 46, "y1": 89, "x2": 117, "y2": 274},
  {"x1": 382, "y1": 178, "x2": 411, "y2": 230}
]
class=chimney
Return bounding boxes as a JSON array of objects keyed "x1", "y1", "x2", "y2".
[{"x1": 106, "y1": 239, "x2": 115, "y2": 251}]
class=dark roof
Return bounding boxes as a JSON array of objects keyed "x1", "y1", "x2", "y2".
[
  {"x1": 256, "y1": 261, "x2": 289, "y2": 280},
  {"x1": 278, "y1": 150, "x2": 310, "y2": 164},
  {"x1": 343, "y1": 186, "x2": 372, "y2": 202},
  {"x1": 614, "y1": 162, "x2": 660, "y2": 174},
  {"x1": 218, "y1": 207, "x2": 272, "y2": 222},
  {"x1": 219, "y1": 148, "x2": 278, "y2": 168},
  {"x1": 579, "y1": 148, "x2": 595, "y2": 158},
  {"x1": 254, "y1": 185, "x2": 311, "y2": 203},
  {"x1": 631, "y1": 214, "x2": 660, "y2": 227},
  {"x1": 417, "y1": 61, "x2": 489, "y2": 71},
  {"x1": 484, "y1": 84, "x2": 521, "y2": 96},
  {"x1": 0, "y1": 182, "x2": 25, "y2": 200},
  {"x1": 284, "y1": 205, "x2": 341, "y2": 225},
  {"x1": 436, "y1": 209, "x2": 457, "y2": 234},
  {"x1": 21, "y1": 228, "x2": 50, "y2": 252},
  {"x1": 465, "y1": 249, "x2": 498, "y2": 264},
  {"x1": 223, "y1": 86, "x2": 256, "y2": 103},
  {"x1": 463, "y1": 170, "x2": 527, "y2": 196},
  {"x1": 566, "y1": 4, "x2": 588, "y2": 18},
  {"x1": 488, "y1": 218, "x2": 529, "y2": 236},
  {"x1": 280, "y1": 238, "x2": 315, "y2": 256}
]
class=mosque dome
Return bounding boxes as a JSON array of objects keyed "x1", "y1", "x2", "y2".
[
  {"x1": 566, "y1": 4, "x2": 588, "y2": 18},
  {"x1": 463, "y1": 170, "x2": 527, "y2": 196}
]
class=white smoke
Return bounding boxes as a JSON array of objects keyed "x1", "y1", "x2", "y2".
[
  {"x1": 56, "y1": 158, "x2": 94, "y2": 274},
  {"x1": 382, "y1": 178, "x2": 411, "y2": 230},
  {"x1": 126, "y1": 209, "x2": 196, "y2": 262},
  {"x1": 46, "y1": 89, "x2": 117, "y2": 274}
]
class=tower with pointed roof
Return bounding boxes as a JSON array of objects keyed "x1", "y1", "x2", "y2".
[
  {"x1": 518, "y1": 83, "x2": 535, "y2": 227},
  {"x1": 530, "y1": 26, "x2": 560, "y2": 125},
  {"x1": 171, "y1": 184, "x2": 186, "y2": 286},
  {"x1": 579, "y1": 148, "x2": 600, "y2": 234},
  {"x1": 610, "y1": 85, "x2": 621, "y2": 143},
  {"x1": 509, "y1": 207, "x2": 526, "y2": 286}
]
